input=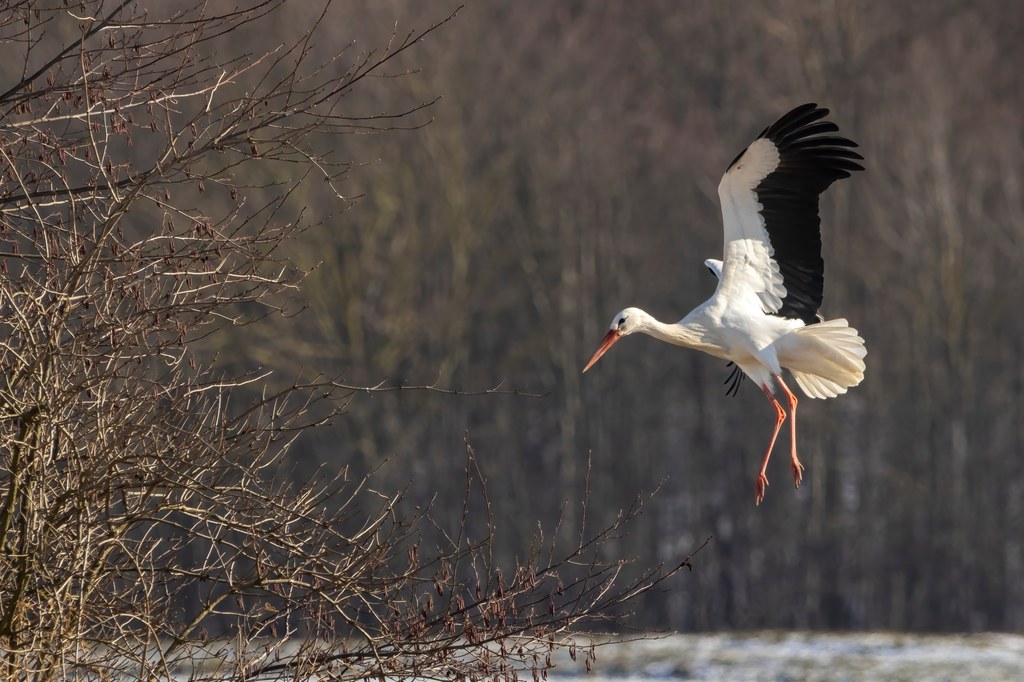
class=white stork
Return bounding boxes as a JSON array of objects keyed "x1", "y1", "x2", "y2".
[{"x1": 583, "y1": 103, "x2": 866, "y2": 505}]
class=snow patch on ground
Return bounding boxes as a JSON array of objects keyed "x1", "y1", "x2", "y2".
[{"x1": 548, "y1": 632, "x2": 1024, "y2": 682}]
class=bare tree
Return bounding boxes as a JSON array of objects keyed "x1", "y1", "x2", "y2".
[{"x1": 0, "y1": 2, "x2": 703, "y2": 678}]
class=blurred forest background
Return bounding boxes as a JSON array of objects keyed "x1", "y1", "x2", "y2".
[
  {"x1": 229, "y1": 0, "x2": 1024, "y2": 632},
  {"x1": 14, "y1": 0, "x2": 1024, "y2": 634},
  {"x1": 223, "y1": 0, "x2": 1023, "y2": 633}
]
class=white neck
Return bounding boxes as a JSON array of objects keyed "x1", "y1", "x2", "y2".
[{"x1": 632, "y1": 308, "x2": 721, "y2": 355}]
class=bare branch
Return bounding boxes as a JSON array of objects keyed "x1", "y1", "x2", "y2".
[{"x1": 0, "y1": 2, "x2": 688, "y2": 679}]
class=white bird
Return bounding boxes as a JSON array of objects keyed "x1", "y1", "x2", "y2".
[{"x1": 583, "y1": 103, "x2": 866, "y2": 505}]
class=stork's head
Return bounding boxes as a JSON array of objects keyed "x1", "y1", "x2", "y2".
[{"x1": 582, "y1": 307, "x2": 643, "y2": 373}]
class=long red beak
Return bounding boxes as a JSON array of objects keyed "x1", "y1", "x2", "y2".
[{"x1": 582, "y1": 330, "x2": 622, "y2": 373}]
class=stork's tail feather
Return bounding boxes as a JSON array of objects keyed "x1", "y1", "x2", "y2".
[{"x1": 782, "y1": 318, "x2": 866, "y2": 399}]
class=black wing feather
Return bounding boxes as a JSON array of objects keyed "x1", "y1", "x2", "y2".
[
  {"x1": 753, "y1": 103, "x2": 864, "y2": 323},
  {"x1": 724, "y1": 361, "x2": 745, "y2": 397}
]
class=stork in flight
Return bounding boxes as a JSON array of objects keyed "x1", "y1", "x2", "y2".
[{"x1": 582, "y1": 103, "x2": 866, "y2": 505}]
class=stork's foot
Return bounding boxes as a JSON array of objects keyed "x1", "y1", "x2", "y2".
[
  {"x1": 791, "y1": 457, "x2": 805, "y2": 489},
  {"x1": 754, "y1": 473, "x2": 769, "y2": 506}
]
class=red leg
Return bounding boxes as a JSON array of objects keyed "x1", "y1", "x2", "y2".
[
  {"x1": 776, "y1": 375, "x2": 803, "y2": 488},
  {"x1": 755, "y1": 384, "x2": 786, "y2": 505}
]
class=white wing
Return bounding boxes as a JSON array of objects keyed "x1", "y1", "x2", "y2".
[
  {"x1": 717, "y1": 136, "x2": 786, "y2": 314},
  {"x1": 713, "y1": 104, "x2": 864, "y2": 324}
]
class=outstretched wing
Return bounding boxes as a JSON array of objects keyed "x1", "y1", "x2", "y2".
[{"x1": 715, "y1": 103, "x2": 864, "y2": 324}]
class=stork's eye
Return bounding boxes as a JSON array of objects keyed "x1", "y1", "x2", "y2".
[{"x1": 617, "y1": 317, "x2": 627, "y2": 327}]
